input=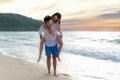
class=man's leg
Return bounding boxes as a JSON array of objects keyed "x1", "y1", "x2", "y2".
[
  {"x1": 52, "y1": 56, "x2": 57, "y2": 76},
  {"x1": 56, "y1": 34, "x2": 63, "y2": 61},
  {"x1": 47, "y1": 56, "x2": 51, "y2": 75}
]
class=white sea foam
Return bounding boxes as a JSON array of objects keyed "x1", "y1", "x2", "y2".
[{"x1": 58, "y1": 52, "x2": 120, "y2": 80}]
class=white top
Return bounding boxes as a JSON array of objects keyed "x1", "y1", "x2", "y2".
[
  {"x1": 53, "y1": 23, "x2": 63, "y2": 36},
  {"x1": 39, "y1": 24, "x2": 58, "y2": 47}
]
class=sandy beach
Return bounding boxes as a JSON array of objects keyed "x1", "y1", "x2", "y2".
[{"x1": 0, "y1": 54, "x2": 72, "y2": 80}]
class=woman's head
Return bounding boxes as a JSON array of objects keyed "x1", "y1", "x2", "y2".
[
  {"x1": 52, "y1": 12, "x2": 62, "y2": 23},
  {"x1": 44, "y1": 15, "x2": 53, "y2": 26}
]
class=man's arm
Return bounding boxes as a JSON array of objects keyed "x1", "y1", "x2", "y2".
[
  {"x1": 37, "y1": 26, "x2": 43, "y2": 62},
  {"x1": 40, "y1": 34, "x2": 43, "y2": 41},
  {"x1": 39, "y1": 25, "x2": 44, "y2": 41}
]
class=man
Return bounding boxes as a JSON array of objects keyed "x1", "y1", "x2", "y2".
[{"x1": 37, "y1": 15, "x2": 59, "y2": 76}]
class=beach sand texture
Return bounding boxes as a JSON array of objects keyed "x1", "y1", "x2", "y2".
[{"x1": 0, "y1": 54, "x2": 72, "y2": 80}]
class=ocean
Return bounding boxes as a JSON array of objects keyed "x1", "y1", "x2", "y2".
[{"x1": 0, "y1": 31, "x2": 120, "y2": 80}]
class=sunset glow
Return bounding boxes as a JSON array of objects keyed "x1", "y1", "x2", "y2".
[{"x1": 0, "y1": 0, "x2": 120, "y2": 31}]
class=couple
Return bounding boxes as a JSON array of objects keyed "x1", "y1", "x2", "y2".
[{"x1": 37, "y1": 12, "x2": 63, "y2": 76}]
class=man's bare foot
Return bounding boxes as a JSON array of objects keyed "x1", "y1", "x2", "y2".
[{"x1": 54, "y1": 71, "x2": 56, "y2": 76}]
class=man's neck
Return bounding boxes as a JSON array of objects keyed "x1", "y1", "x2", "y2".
[{"x1": 47, "y1": 24, "x2": 51, "y2": 28}]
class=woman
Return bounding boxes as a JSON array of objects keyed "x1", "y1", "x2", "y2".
[{"x1": 38, "y1": 12, "x2": 63, "y2": 62}]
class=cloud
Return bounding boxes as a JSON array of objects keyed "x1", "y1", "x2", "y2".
[
  {"x1": 64, "y1": 11, "x2": 86, "y2": 16},
  {"x1": 62, "y1": 19, "x2": 83, "y2": 25},
  {"x1": 34, "y1": 5, "x2": 56, "y2": 11},
  {"x1": 102, "y1": 6, "x2": 120, "y2": 12},
  {"x1": 97, "y1": 11, "x2": 120, "y2": 19},
  {"x1": 26, "y1": 3, "x2": 57, "y2": 16},
  {"x1": 111, "y1": 26, "x2": 120, "y2": 29},
  {"x1": 62, "y1": 17, "x2": 97, "y2": 26},
  {"x1": 110, "y1": 22, "x2": 120, "y2": 24},
  {"x1": 0, "y1": 0, "x2": 14, "y2": 4}
]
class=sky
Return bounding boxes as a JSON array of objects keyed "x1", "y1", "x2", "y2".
[{"x1": 0, "y1": 0, "x2": 120, "y2": 31}]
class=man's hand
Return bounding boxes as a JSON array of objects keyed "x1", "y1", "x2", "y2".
[{"x1": 37, "y1": 56, "x2": 41, "y2": 62}]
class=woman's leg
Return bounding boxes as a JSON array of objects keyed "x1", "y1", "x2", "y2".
[
  {"x1": 47, "y1": 56, "x2": 51, "y2": 75},
  {"x1": 56, "y1": 34, "x2": 63, "y2": 61},
  {"x1": 52, "y1": 56, "x2": 57, "y2": 76}
]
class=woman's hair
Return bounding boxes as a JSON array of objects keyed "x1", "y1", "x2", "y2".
[
  {"x1": 52, "y1": 12, "x2": 62, "y2": 20},
  {"x1": 52, "y1": 12, "x2": 62, "y2": 24},
  {"x1": 44, "y1": 15, "x2": 52, "y2": 24}
]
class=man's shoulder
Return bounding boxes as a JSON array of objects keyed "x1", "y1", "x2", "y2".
[
  {"x1": 39, "y1": 25, "x2": 44, "y2": 30},
  {"x1": 41, "y1": 25, "x2": 44, "y2": 28}
]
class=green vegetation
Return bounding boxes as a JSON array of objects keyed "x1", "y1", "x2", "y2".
[{"x1": 0, "y1": 13, "x2": 43, "y2": 31}]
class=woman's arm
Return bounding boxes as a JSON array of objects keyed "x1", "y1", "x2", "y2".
[{"x1": 57, "y1": 21, "x2": 62, "y2": 38}]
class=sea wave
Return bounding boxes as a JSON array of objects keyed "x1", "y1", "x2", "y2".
[
  {"x1": 0, "y1": 48, "x2": 7, "y2": 55},
  {"x1": 62, "y1": 44, "x2": 120, "y2": 62},
  {"x1": 108, "y1": 39, "x2": 120, "y2": 44},
  {"x1": 92, "y1": 38, "x2": 120, "y2": 44},
  {"x1": 0, "y1": 37, "x2": 39, "y2": 47}
]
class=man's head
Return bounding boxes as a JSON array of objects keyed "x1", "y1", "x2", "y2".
[{"x1": 44, "y1": 15, "x2": 53, "y2": 27}]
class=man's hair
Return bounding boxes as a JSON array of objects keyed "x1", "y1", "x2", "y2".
[
  {"x1": 44, "y1": 15, "x2": 52, "y2": 23},
  {"x1": 52, "y1": 12, "x2": 62, "y2": 19}
]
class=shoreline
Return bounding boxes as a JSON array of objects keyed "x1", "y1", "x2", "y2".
[{"x1": 0, "y1": 54, "x2": 72, "y2": 80}]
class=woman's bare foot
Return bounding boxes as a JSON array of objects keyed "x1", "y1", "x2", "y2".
[
  {"x1": 58, "y1": 56, "x2": 61, "y2": 62},
  {"x1": 48, "y1": 71, "x2": 50, "y2": 75}
]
